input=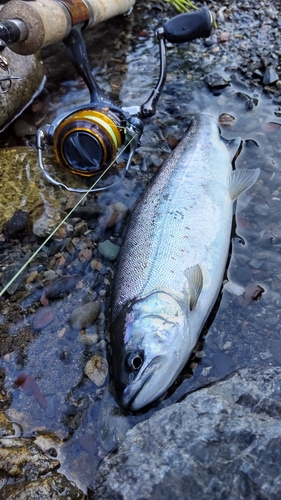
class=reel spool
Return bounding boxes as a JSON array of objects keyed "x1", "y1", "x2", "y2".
[{"x1": 48, "y1": 106, "x2": 125, "y2": 176}]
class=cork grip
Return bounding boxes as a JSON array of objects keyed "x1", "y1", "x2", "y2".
[{"x1": 0, "y1": 0, "x2": 136, "y2": 55}]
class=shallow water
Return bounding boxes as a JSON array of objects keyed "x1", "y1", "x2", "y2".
[{"x1": 1, "y1": 0, "x2": 281, "y2": 493}]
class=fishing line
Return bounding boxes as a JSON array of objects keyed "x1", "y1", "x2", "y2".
[{"x1": 0, "y1": 132, "x2": 137, "y2": 297}]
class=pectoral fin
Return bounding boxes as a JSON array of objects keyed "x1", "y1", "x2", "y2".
[
  {"x1": 184, "y1": 264, "x2": 203, "y2": 310},
  {"x1": 228, "y1": 168, "x2": 260, "y2": 201}
]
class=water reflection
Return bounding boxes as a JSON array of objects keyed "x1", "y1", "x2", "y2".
[{"x1": 1, "y1": 3, "x2": 281, "y2": 494}]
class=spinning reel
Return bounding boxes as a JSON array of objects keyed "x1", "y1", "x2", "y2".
[{"x1": 37, "y1": 7, "x2": 215, "y2": 192}]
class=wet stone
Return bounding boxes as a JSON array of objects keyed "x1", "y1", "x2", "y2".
[
  {"x1": 234, "y1": 264, "x2": 252, "y2": 283},
  {"x1": 33, "y1": 306, "x2": 55, "y2": 331},
  {"x1": 254, "y1": 204, "x2": 271, "y2": 216},
  {"x1": 70, "y1": 301, "x2": 101, "y2": 330},
  {"x1": 84, "y1": 355, "x2": 108, "y2": 386},
  {"x1": 5, "y1": 210, "x2": 30, "y2": 239},
  {"x1": 43, "y1": 270, "x2": 57, "y2": 281},
  {"x1": 249, "y1": 258, "x2": 265, "y2": 269},
  {"x1": 78, "y1": 248, "x2": 92, "y2": 262},
  {"x1": 1, "y1": 261, "x2": 26, "y2": 295},
  {"x1": 42, "y1": 274, "x2": 81, "y2": 301},
  {"x1": 79, "y1": 333, "x2": 99, "y2": 346},
  {"x1": 98, "y1": 240, "x2": 120, "y2": 261},
  {"x1": 263, "y1": 67, "x2": 279, "y2": 85},
  {"x1": 204, "y1": 72, "x2": 230, "y2": 90},
  {"x1": 93, "y1": 368, "x2": 281, "y2": 500}
]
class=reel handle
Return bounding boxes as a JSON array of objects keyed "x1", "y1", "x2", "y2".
[{"x1": 164, "y1": 7, "x2": 214, "y2": 44}]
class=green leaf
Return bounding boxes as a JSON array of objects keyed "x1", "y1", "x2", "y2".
[{"x1": 165, "y1": 0, "x2": 198, "y2": 13}]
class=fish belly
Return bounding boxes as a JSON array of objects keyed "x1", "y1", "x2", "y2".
[{"x1": 111, "y1": 114, "x2": 233, "y2": 328}]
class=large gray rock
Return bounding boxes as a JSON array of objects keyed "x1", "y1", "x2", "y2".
[{"x1": 93, "y1": 367, "x2": 281, "y2": 499}]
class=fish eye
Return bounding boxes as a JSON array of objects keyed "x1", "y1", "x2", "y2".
[{"x1": 124, "y1": 350, "x2": 144, "y2": 372}]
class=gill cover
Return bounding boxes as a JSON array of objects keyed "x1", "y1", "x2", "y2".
[{"x1": 110, "y1": 291, "x2": 190, "y2": 411}]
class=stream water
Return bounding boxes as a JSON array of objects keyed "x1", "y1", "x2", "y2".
[{"x1": 0, "y1": 0, "x2": 281, "y2": 494}]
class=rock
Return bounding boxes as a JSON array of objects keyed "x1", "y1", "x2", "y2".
[
  {"x1": 93, "y1": 367, "x2": 281, "y2": 500},
  {"x1": 84, "y1": 355, "x2": 108, "y2": 386},
  {"x1": 70, "y1": 301, "x2": 100, "y2": 330},
  {"x1": 99, "y1": 202, "x2": 128, "y2": 228},
  {"x1": 0, "y1": 418, "x2": 85, "y2": 498},
  {"x1": 79, "y1": 333, "x2": 99, "y2": 346},
  {"x1": 5, "y1": 210, "x2": 30, "y2": 238},
  {"x1": 3, "y1": 473, "x2": 85, "y2": 499},
  {"x1": 32, "y1": 202, "x2": 64, "y2": 238},
  {"x1": 98, "y1": 240, "x2": 120, "y2": 261},
  {"x1": 1, "y1": 261, "x2": 26, "y2": 295},
  {"x1": 78, "y1": 248, "x2": 93, "y2": 262},
  {"x1": 0, "y1": 411, "x2": 15, "y2": 437},
  {"x1": 204, "y1": 72, "x2": 230, "y2": 90},
  {"x1": 41, "y1": 274, "x2": 81, "y2": 303},
  {"x1": 33, "y1": 306, "x2": 55, "y2": 331},
  {"x1": 243, "y1": 283, "x2": 264, "y2": 306},
  {"x1": 263, "y1": 67, "x2": 279, "y2": 85}
]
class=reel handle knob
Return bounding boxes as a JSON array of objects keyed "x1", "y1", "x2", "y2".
[{"x1": 164, "y1": 7, "x2": 214, "y2": 44}]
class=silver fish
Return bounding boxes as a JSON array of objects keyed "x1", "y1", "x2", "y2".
[{"x1": 110, "y1": 113, "x2": 260, "y2": 411}]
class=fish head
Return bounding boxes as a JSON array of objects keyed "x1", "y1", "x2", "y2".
[{"x1": 110, "y1": 291, "x2": 189, "y2": 411}]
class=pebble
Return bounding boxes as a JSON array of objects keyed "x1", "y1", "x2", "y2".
[
  {"x1": 42, "y1": 275, "x2": 81, "y2": 301},
  {"x1": 223, "y1": 281, "x2": 245, "y2": 296},
  {"x1": 84, "y1": 355, "x2": 108, "y2": 386},
  {"x1": 235, "y1": 265, "x2": 252, "y2": 283},
  {"x1": 32, "y1": 204, "x2": 62, "y2": 238},
  {"x1": 73, "y1": 221, "x2": 88, "y2": 236},
  {"x1": 99, "y1": 202, "x2": 128, "y2": 228},
  {"x1": 33, "y1": 306, "x2": 55, "y2": 331},
  {"x1": 70, "y1": 301, "x2": 101, "y2": 330},
  {"x1": 43, "y1": 270, "x2": 57, "y2": 281},
  {"x1": 249, "y1": 258, "x2": 265, "y2": 269},
  {"x1": 90, "y1": 259, "x2": 103, "y2": 271},
  {"x1": 254, "y1": 204, "x2": 271, "y2": 216},
  {"x1": 263, "y1": 67, "x2": 279, "y2": 85},
  {"x1": 78, "y1": 248, "x2": 92, "y2": 262},
  {"x1": 223, "y1": 341, "x2": 232, "y2": 350},
  {"x1": 1, "y1": 262, "x2": 26, "y2": 295},
  {"x1": 98, "y1": 240, "x2": 120, "y2": 261},
  {"x1": 5, "y1": 210, "x2": 30, "y2": 238},
  {"x1": 79, "y1": 333, "x2": 99, "y2": 346},
  {"x1": 204, "y1": 72, "x2": 230, "y2": 90},
  {"x1": 26, "y1": 271, "x2": 38, "y2": 284}
]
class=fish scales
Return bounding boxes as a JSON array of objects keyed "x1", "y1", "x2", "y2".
[
  {"x1": 112, "y1": 113, "x2": 231, "y2": 322},
  {"x1": 110, "y1": 113, "x2": 259, "y2": 410}
]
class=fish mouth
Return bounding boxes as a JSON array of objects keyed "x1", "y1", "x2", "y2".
[{"x1": 120, "y1": 355, "x2": 165, "y2": 411}]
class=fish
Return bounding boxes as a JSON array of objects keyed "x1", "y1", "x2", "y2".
[{"x1": 110, "y1": 113, "x2": 260, "y2": 411}]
